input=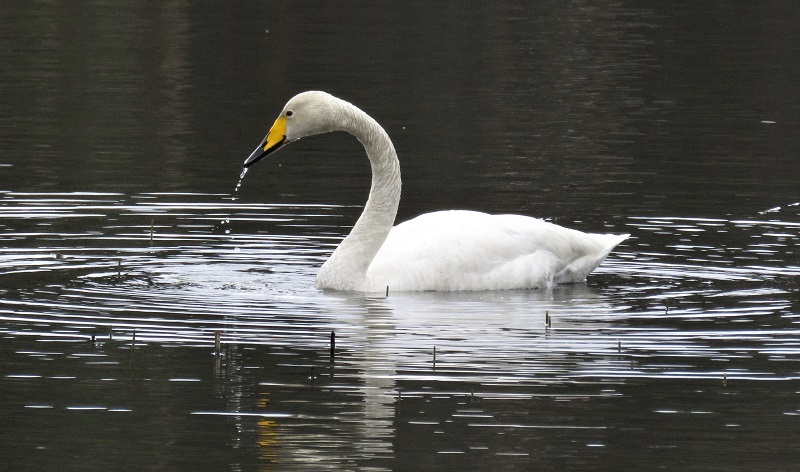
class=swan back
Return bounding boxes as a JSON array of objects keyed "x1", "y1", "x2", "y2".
[{"x1": 365, "y1": 210, "x2": 628, "y2": 292}]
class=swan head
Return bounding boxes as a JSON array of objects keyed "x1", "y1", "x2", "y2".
[{"x1": 244, "y1": 91, "x2": 343, "y2": 168}]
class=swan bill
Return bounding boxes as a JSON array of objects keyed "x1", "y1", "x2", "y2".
[{"x1": 244, "y1": 115, "x2": 287, "y2": 168}]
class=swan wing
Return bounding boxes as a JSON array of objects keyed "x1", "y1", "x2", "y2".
[{"x1": 365, "y1": 210, "x2": 627, "y2": 292}]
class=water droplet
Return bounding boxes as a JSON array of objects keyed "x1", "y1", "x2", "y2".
[{"x1": 235, "y1": 167, "x2": 249, "y2": 193}]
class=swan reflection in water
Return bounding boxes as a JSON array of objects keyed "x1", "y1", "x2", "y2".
[{"x1": 240, "y1": 283, "x2": 621, "y2": 466}]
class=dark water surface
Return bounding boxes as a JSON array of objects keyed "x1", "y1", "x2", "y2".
[{"x1": 1, "y1": 2, "x2": 799, "y2": 471}]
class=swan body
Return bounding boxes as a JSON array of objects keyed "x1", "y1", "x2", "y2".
[{"x1": 244, "y1": 91, "x2": 628, "y2": 292}]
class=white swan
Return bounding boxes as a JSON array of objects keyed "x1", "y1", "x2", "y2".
[{"x1": 244, "y1": 91, "x2": 628, "y2": 292}]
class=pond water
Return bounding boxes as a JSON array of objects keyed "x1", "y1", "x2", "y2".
[{"x1": 1, "y1": 1, "x2": 799, "y2": 471}]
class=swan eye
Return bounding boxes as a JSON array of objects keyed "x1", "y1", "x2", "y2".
[{"x1": 285, "y1": 110, "x2": 293, "y2": 117}]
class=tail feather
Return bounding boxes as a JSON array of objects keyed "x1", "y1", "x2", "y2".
[{"x1": 556, "y1": 233, "x2": 629, "y2": 284}]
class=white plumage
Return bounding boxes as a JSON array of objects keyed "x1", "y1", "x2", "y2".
[{"x1": 244, "y1": 91, "x2": 628, "y2": 293}]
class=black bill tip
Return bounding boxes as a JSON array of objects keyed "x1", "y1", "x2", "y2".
[{"x1": 243, "y1": 137, "x2": 286, "y2": 168}]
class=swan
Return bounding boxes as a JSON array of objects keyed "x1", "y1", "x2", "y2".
[{"x1": 243, "y1": 91, "x2": 628, "y2": 292}]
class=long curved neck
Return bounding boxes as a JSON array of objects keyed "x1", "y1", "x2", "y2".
[{"x1": 316, "y1": 101, "x2": 401, "y2": 291}]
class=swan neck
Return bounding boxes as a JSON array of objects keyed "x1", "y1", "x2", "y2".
[{"x1": 316, "y1": 102, "x2": 400, "y2": 291}]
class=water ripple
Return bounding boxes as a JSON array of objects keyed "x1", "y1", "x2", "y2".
[{"x1": 1, "y1": 193, "x2": 798, "y2": 389}]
